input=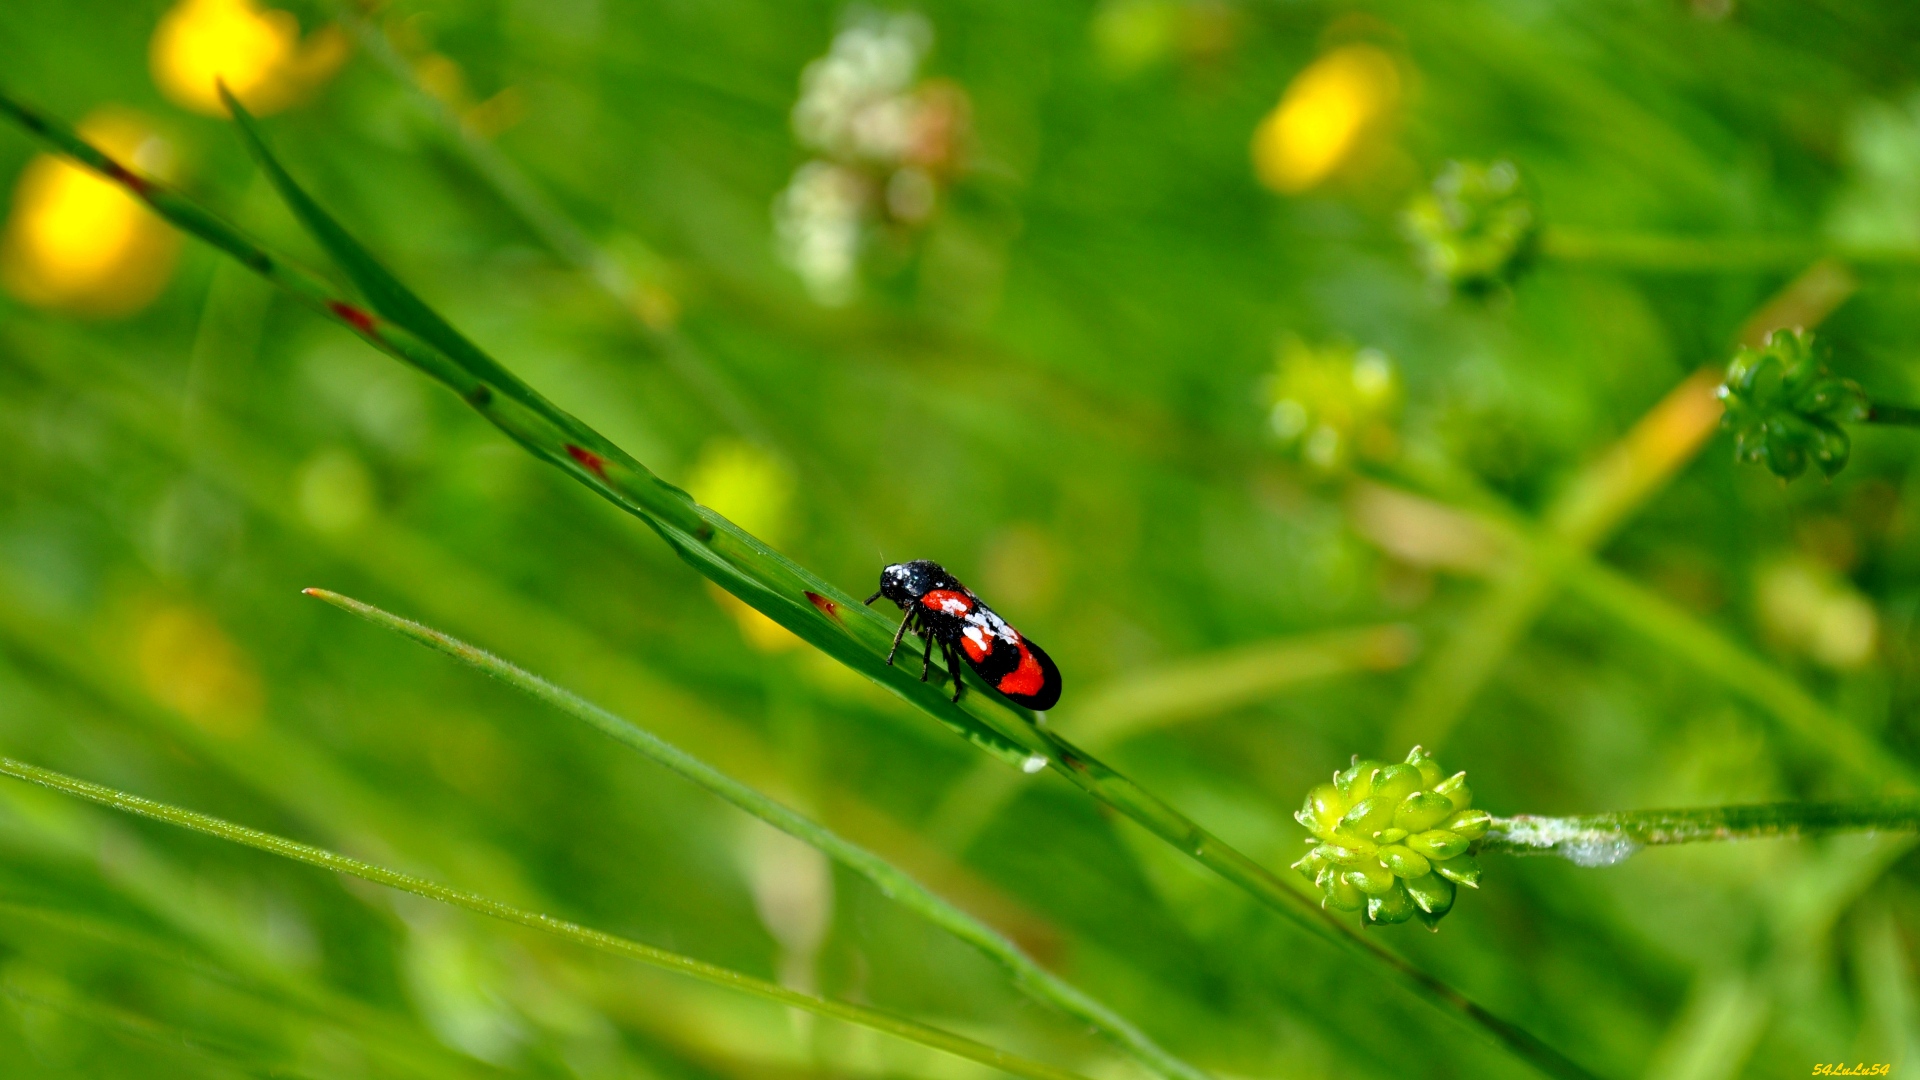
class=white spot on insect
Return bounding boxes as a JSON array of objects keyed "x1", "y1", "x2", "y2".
[
  {"x1": 963, "y1": 626, "x2": 989, "y2": 650},
  {"x1": 941, "y1": 597, "x2": 969, "y2": 615},
  {"x1": 1021, "y1": 754, "x2": 1048, "y2": 773}
]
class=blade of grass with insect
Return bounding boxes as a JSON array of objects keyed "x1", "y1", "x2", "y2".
[
  {"x1": 0, "y1": 90, "x2": 1598, "y2": 1080},
  {"x1": 303, "y1": 587, "x2": 1211, "y2": 1080},
  {"x1": 0, "y1": 755, "x2": 1095, "y2": 1080}
]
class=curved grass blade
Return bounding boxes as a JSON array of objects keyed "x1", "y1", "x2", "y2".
[
  {"x1": 303, "y1": 587, "x2": 1211, "y2": 1080},
  {"x1": 0, "y1": 92, "x2": 1597, "y2": 1080},
  {"x1": 0, "y1": 756, "x2": 1093, "y2": 1080}
]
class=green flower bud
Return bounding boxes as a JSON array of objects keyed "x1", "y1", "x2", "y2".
[
  {"x1": 1435, "y1": 854, "x2": 1482, "y2": 889},
  {"x1": 1345, "y1": 861, "x2": 1395, "y2": 895},
  {"x1": 1372, "y1": 764, "x2": 1424, "y2": 804},
  {"x1": 1298, "y1": 783, "x2": 1344, "y2": 833},
  {"x1": 1443, "y1": 808, "x2": 1492, "y2": 841},
  {"x1": 1402, "y1": 160, "x2": 1537, "y2": 295},
  {"x1": 1264, "y1": 338, "x2": 1402, "y2": 472},
  {"x1": 1326, "y1": 875, "x2": 1365, "y2": 911},
  {"x1": 1395, "y1": 791, "x2": 1455, "y2": 833},
  {"x1": 1367, "y1": 881, "x2": 1417, "y2": 925},
  {"x1": 1434, "y1": 772, "x2": 1472, "y2": 812},
  {"x1": 1406, "y1": 829, "x2": 1468, "y2": 861},
  {"x1": 1717, "y1": 329, "x2": 1868, "y2": 480},
  {"x1": 1403, "y1": 871, "x2": 1455, "y2": 917},
  {"x1": 1291, "y1": 748, "x2": 1490, "y2": 928},
  {"x1": 1338, "y1": 796, "x2": 1397, "y2": 840},
  {"x1": 1336, "y1": 758, "x2": 1386, "y2": 800},
  {"x1": 1378, "y1": 844, "x2": 1432, "y2": 879},
  {"x1": 1405, "y1": 745, "x2": 1445, "y2": 789}
]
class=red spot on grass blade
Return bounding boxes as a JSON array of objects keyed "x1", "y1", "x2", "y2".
[
  {"x1": 328, "y1": 301, "x2": 378, "y2": 335},
  {"x1": 566, "y1": 444, "x2": 609, "y2": 479},
  {"x1": 805, "y1": 591, "x2": 841, "y2": 621},
  {"x1": 104, "y1": 160, "x2": 151, "y2": 196}
]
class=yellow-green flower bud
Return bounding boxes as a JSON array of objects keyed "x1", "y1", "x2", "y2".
[
  {"x1": 1434, "y1": 771, "x2": 1471, "y2": 811},
  {"x1": 1404, "y1": 872, "x2": 1456, "y2": 925},
  {"x1": 1402, "y1": 160, "x2": 1536, "y2": 295},
  {"x1": 1291, "y1": 746, "x2": 1488, "y2": 928},
  {"x1": 1367, "y1": 881, "x2": 1417, "y2": 925},
  {"x1": 1345, "y1": 861, "x2": 1395, "y2": 895},
  {"x1": 1435, "y1": 854, "x2": 1481, "y2": 888},
  {"x1": 1406, "y1": 829, "x2": 1468, "y2": 860},
  {"x1": 1396, "y1": 791, "x2": 1455, "y2": 832},
  {"x1": 1444, "y1": 808, "x2": 1492, "y2": 841},
  {"x1": 1378, "y1": 844, "x2": 1431, "y2": 879}
]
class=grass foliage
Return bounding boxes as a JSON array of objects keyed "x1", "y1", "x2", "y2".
[{"x1": 2, "y1": 0, "x2": 1920, "y2": 1077}]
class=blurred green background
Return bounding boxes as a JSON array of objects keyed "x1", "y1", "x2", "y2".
[{"x1": 1, "y1": 0, "x2": 1918, "y2": 1076}]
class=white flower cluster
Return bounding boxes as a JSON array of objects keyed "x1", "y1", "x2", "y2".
[{"x1": 774, "y1": 10, "x2": 964, "y2": 305}]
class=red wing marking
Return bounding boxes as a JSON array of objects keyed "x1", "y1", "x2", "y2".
[
  {"x1": 959, "y1": 625, "x2": 994, "y2": 662},
  {"x1": 805, "y1": 591, "x2": 841, "y2": 621},
  {"x1": 995, "y1": 641, "x2": 1048, "y2": 698},
  {"x1": 328, "y1": 301, "x2": 379, "y2": 335},
  {"x1": 919, "y1": 589, "x2": 973, "y2": 616},
  {"x1": 565, "y1": 444, "x2": 609, "y2": 479}
]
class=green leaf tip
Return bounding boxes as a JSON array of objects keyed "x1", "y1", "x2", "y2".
[
  {"x1": 1294, "y1": 747, "x2": 1488, "y2": 929},
  {"x1": 1402, "y1": 160, "x2": 1537, "y2": 295},
  {"x1": 1717, "y1": 328, "x2": 1867, "y2": 481}
]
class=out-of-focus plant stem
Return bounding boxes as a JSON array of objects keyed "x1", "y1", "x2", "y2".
[
  {"x1": 0, "y1": 756, "x2": 1095, "y2": 1080},
  {"x1": 305, "y1": 588, "x2": 1211, "y2": 1080},
  {"x1": 1539, "y1": 228, "x2": 1920, "y2": 272},
  {"x1": 0, "y1": 92, "x2": 1600, "y2": 1080}
]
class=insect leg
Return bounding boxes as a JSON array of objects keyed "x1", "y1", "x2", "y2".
[
  {"x1": 947, "y1": 640, "x2": 966, "y2": 703},
  {"x1": 919, "y1": 622, "x2": 935, "y2": 681},
  {"x1": 884, "y1": 611, "x2": 910, "y2": 665}
]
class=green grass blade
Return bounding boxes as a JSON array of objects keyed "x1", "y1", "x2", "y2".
[
  {"x1": 0, "y1": 756, "x2": 1092, "y2": 1080},
  {"x1": 0, "y1": 97, "x2": 1596, "y2": 1080},
  {"x1": 303, "y1": 587, "x2": 1212, "y2": 1080}
]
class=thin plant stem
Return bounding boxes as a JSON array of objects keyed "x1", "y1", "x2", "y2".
[
  {"x1": 1484, "y1": 801, "x2": 1920, "y2": 865},
  {"x1": 1538, "y1": 228, "x2": 1920, "y2": 272},
  {"x1": 303, "y1": 588, "x2": 1211, "y2": 1080},
  {"x1": 0, "y1": 93, "x2": 1598, "y2": 1080},
  {"x1": 0, "y1": 756, "x2": 1093, "y2": 1080},
  {"x1": 1865, "y1": 402, "x2": 1920, "y2": 427}
]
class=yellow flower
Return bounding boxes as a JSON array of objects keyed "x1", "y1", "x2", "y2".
[
  {"x1": 687, "y1": 440, "x2": 803, "y2": 651},
  {"x1": 134, "y1": 603, "x2": 263, "y2": 737},
  {"x1": 0, "y1": 111, "x2": 181, "y2": 316},
  {"x1": 1251, "y1": 43, "x2": 1400, "y2": 194},
  {"x1": 150, "y1": 0, "x2": 349, "y2": 116}
]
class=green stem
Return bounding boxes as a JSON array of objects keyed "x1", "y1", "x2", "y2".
[
  {"x1": 0, "y1": 92, "x2": 1594, "y2": 1080},
  {"x1": 303, "y1": 589, "x2": 1209, "y2": 1080},
  {"x1": 0, "y1": 756, "x2": 1091, "y2": 1080},
  {"x1": 1864, "y1": 402, "x2": 1920, "y2": 427},
  {"x1": 1539, "y1": 228, "x2": 1920, "y2": 272},
  {"x1": 1484, "y1": 801, "x2": 1920, "y2": 865}
]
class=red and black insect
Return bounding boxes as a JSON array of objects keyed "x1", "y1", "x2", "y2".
[{"x1": 866, "y1": 560, "x2": 1062, "y2": 711}]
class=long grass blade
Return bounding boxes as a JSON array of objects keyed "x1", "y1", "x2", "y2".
[
  {"x1": 303, "y1": 587, "x2": 1211, "y2": 1080},
  {"x1": 0, "y1": 756, "x2": 1093, "y2": 1080},
  {"x1": 0, "y1": 92, "x2": 1597, "y2": 1080}
]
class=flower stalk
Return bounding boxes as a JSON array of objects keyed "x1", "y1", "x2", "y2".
[{"x1": 1484, "y1": 801, "x2": 1920, "y2": 866}]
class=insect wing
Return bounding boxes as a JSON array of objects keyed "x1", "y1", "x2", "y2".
[{"x1": 960, "y1": 623, "x2": 1061, "y2": 712}]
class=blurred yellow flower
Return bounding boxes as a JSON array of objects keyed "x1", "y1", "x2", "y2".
[
  {"x1": 0, "y1": 111, "x2": 181, "y2": 317},
  {"x1": 150, "y1": 0, "x2": 349, "y2": 116},
  {"x1": 687, "y1": 440, "x2": 803, "y2": 651},
  {"x1": 1252, "y1": 44, "x2": 1400, "y2": 194},
  {"x1": 1756, "y1": 556, "x2": 1878, "y2": 671},
  {"x1": 134, "y1": 602, "x2": 263, "y2": 736}
]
